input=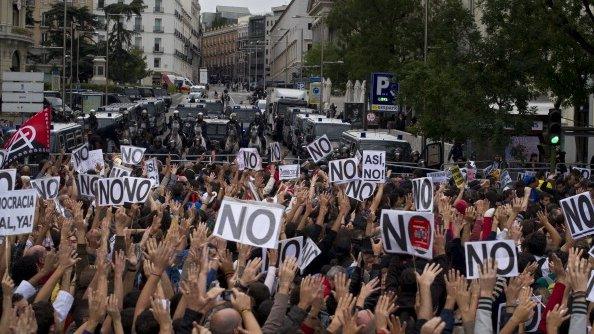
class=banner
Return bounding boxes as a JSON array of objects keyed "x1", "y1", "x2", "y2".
[
  {"x1": 380, "y1": 210, "x2": 434, "y2": 260},
  {"x1": 270, "y1": 142, "x2": 281, "y2": 162},
  {"x1": 30, "y1": 176, "x2": 60, "y2": 200},
  {"x1": 560, "y1": 192, "x2": 594, "y2": 239},
  {"x1": 109, "y1": 165, "x2": 131, "y2": 178},
  {"x1": 427, "y1": 171, "x2": 450, "y2": 184},
  {"x1": 237, "y1": 148, "x2": 262, "y2": 171},
  {"x1": 120, "y1": 145, "x2": 146, "y2": 165},
  {"x1": 464, "y1": 240, "x2": 519, "y2": 279},
  {"x1": 0, "y1": 189, "x2": 38, "y2": 235},
  {"x1": 329, "y1": 158, "x2": 359, "y2": 184},
  {"x1": 213, "y1": 197, "x2": 284, "y2": 249},
  {"x1": 278, "y1": 164, "x2": 300, "y2": 180},
  {"x1": 96, "y1": 177, "x2": 152, "y2": 206},
  {"x1": 1, "y1": 107, "x2": 51, "y2": 167},
  {"x1": 362, "y1": 150, "x2": 386, "y2": 182},
  {"x1": 346, "y1": 180, "x2": 377, "y2": 202},
  {"x1": 145, "y1": 158, "x2": 160, "y2": 187},
  {"x1": 300, "y1": 237, "x2": 321, "y2": 271},
  {"x1": 412, "y1": 177, "x2": 433, "y2": 212},
  {"x1": 0, "y1": 169, "x2": 17, "y2": 192},
  {"x1": 76, "y1": 174, "x2": 100, "y2": 198},
  {"x1": 306, "y1": 135, "x2": 332, "y2": 163}
]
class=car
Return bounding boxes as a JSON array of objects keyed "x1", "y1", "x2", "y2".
[
  {"x1": 291, "y1": 112, "x2": 320, "y2": 152},
  {"x1": 196, "y1": 99, "x2": 224, "y2": 119},
  {"x1": 340, "y1": 130, "x2": 412, "y2": 162},
  {"x1": 67, "y1": 91, "x2": 104, "y2": 114},
  {"x1": 190, "y1": 85, "x2": 206, "y2": 94},
  {"x1": 297, "y1": 117, "x2": 351, "y2": 158},
  {"x1": 123, "y1": 87, "x2": 142, "y2": 101},
  {"x1": 203, "y1": 118, "x2": 230, "y2": 150},
  {"x1": 77, "y1": 111, "x2": 124, "y2": 131}
]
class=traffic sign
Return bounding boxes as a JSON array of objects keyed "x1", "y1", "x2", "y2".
[
  {"x1": 370, "y1": 72, "x2": 399, "y2": 112},
  {"x1": 309, "y1": 76, "x2": 321, "y2": 83},
  {"x1": 309, "y1": 82, "x2": 321, "y2": 104},
  {"x1": 296, "y1": 82, "x2": 306, "y2": 90}
]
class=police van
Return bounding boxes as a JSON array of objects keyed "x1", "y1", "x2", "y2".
[
  {"x1": 297, "y1": 117, "x2": 351, "y2": 157},
  {"x1": 340, "y1": 130, "x2": 412, "y2": 162},
  {"x1": 283, "y1": 108, "x2": 317, "y2": 149}
]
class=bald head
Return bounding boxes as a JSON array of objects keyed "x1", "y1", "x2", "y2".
[{"x1": 210, "y1": 308, "x2": 242, "y2": 334}]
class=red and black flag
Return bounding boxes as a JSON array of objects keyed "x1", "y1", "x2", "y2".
[{"x1": 1, "y1": 107, "x2": 52, "y2": 167}]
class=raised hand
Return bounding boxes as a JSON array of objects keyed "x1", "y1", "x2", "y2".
[
  {"x1": 479, "y1": 258, "x2": 498, "y2": 298},
  {"x1": 420, "y1": 317, "x2": 445, "y2": 334},
  {"x1": 415, "y1": 263, "x2": 443, "y2": 287},
  {"x1": 545, "y1": 303, "x2": 569, "y2": 332},
  {"x1": 357, "y1": 277, "x2": 380, "y2": 307},
  {"x1": 333, "y1": 272, "x2": 351, "y2": 301},
  {"x1": 150, "y1": 296, "x2": 173, "y2": 331},
  {"x1": 239, "y1": 258, "x2": 263, "y2": 286},
  {"x1": 375, "y1": 293, "x2": 398, "y2": 331},
  {"x1": 298, "y1": 275, "x2": 323, "y2": 310},
  {"x1": 106, "y1": 294, "x2": 121, "y2": 321},
  {"x1": 278, "y1": 257, "x2": 298, "y2": 294},
  {"x1": 567, "y1": 248, "x2": 590, "y2": 293}
]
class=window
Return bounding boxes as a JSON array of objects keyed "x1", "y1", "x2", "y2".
[
  {"x1": 308, "y1": 23, "x2": 312, "y2": 30},
  {"x1": 154, "y1": 18, "x2": 162, "y2": 32},
  {"x1": 154, "y1": 58, "x2": 161, "y2": 68},
  {"x1": 154, "y1": 38, "x2": 162, "y2": 52},
  {"x1": 154, "y1": 0, "x2": 162, "y2": 12},
  {"x1": 134, "y1": 16, "x2": 142, "y2": 31},
  {"x1": 12, "y1": 6, "x2": 20, "y2": 26},
  {"x1": 134, "y1": 36, "x2": 142, "y2": 48}
]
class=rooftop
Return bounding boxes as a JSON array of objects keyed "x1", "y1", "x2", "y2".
[{"x1": 216, "y1": 5, "x2": 251, "y2": 14}]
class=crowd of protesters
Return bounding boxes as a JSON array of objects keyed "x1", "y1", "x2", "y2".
[{"x1": 0, "y1": 145, "x2": 594, "y2": 334}]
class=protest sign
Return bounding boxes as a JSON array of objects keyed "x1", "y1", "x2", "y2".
[
  {"x1": 76, "y1": 174, "x2": 100, "y2": 198},
  {"x1": 496, "y1": 299, "x2": 542, "y2": 333},
  {"x1": 464, "y1": 240, "x2": 519, "y2": 279},
  {"x1": 237, "y1": 148, "x2": 262, "y2": 171},
  {"x1": 120, "y1": 145, "x2": 146, "y2": 165},
  {"x1": 427, "y1": 171, "x2": 449, "y2": 184},
  {"x1": 380, "y1": 210, "x2": 434, "y2": 260},
  {"x1": 0, "y1": 189, "x2": 37, "y2": 236},
  {"x1": 278, "y1": 236, "x2": 303, "y2": 265},
  {"x1": 0, "y1": 169, "x2": 16, "y2": 192},
  {"x1": 109, "y1": 165, "x2": 131, "y2": 178},
  {"x1": 270, "y1": 142, "x2": 281, "y2": 162},
  {"x1": 329, "y1": 158, "x2": 359, "y2": 183},
  {"x1": 279, "y1": 164, "x2": 300, "y2": 180},
  {"x1": 306, "y1": 135, "x2": 332, "y2": 163},
  {"x1": 560, "y1": 192, "x2": 594, "y2": 239},
  {"x1": 30, "y1": 176, "x2": 60, "y2": 200},
  {"x1": 412, "y1": 177, "x2": 433, "y2": 212},
  {"x1": 96, "y1": 177, "x2": 152, "y2": 206},
  {"x1": 145, "y1": 158, "x2": 160, "y2": 187},
  {"x1": 300, "y1": 238, "x2": 321, "y2": 271},
  {"x1": 346, "y1": 180, "x2": 377, "y2": 202},
  {"x1": 573, "y1": 167, "x2": 591, "y2": 180},
  {"x1": 71, "y1": 144, "x2": 90, "y2": 172},
  {"x1": 500, "y1": 170, "x2": 513, "y2": 189},
  {"x1": 213, "y1": 197, "x2": 284, "y2": 249},
  {"x1": 362, "y1": 150, "x2": 386, "y2": 182},
  {"x1": 449, "y1": 166, "x2": 465, "y2": 188}
]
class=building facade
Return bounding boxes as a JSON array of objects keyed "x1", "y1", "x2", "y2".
[
  {"x1": 307, "y1": 0, "x2": 334, "y2": 44},
  {"x1": 264, "y1": 5, "x2": 286, "y2": 84},
  {"x1": 94, "y1": 0, "x2": 201, "y2": 85},
  {"x1": 246, "y1": 15, "x2": 266, "y2": 87},
  {"x1": 269, "y1": 0, "x2": 312, "y2": 85},
  {"x1": 0, "y1": 0, "x2": 33, "y2": 80},
  {"x1": 235, "y1": 15, "x2": 249, "y2": 84},
  {"x1": 201, "y1": 23, "x2": 238, "y2": 84}
]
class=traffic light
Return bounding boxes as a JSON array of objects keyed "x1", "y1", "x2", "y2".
[{"x1": 548, "y1": 109, "x2": 562, "y2": 145}]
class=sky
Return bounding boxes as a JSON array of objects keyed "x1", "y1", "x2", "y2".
[{"x1": 198, "y1": 0, "x2": 291, "y2": 15}]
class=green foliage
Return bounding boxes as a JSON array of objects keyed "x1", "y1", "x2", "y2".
[
  {"x1": 302, "y1": 43, "x2": 346, "y2": 90},
  {"x1": 108, "y1": 47, "x2": 151, "y2": 84}
]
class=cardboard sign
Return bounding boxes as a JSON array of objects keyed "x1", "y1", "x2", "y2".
[
  {"x1": 96, "y1": 177, "x2": 152, "y2": 206},
  {"x1": 279, "y1": 164, "x2": 300, "y2": 180},
  {"x1": 145, "y1": 158, "x2": 160, "y2": 187},
  {"x1": 213, "y1": 197, "x2": 284, "y2": 249},
  {"x1": 237, "y1": 148, "x2": 262, "y2": 171},
  {"x1": 76, "y1": 174, "x2": 100, "y2": 198},
  {"x1": 306, "y1": 135, "x2": 332, "y2": 163},
  {"x1": 0, "y1": 169, "x2": 16, "y2": 192},
  {"x1": 120, "y1": 145, "x2": 146, "y2": 165},
  {"x1": 346, "y1": 180, "x2": 377, "y2": 202},
  {"x1": 362, "y1": 150, "x2": 386, "y2": 182},
  {"x1": 329, "y1": 158, "x2": 359, "y2": 183},
  {"x1": 500, "y1": 170, "x2": 513, "y2": 189},
  {"x1": 71, "y1": 144, "x2": 104, "y2": 173},
  {"x1": 427, "y1": 171, "x2": 449, "y2": 184},
  {"x1": 278, "y1": 236, "x2": 303, "y2": 265},
  {"x1": 449, "y1": 166, "x2": 465, "y2": 188},
  {"x1": 496, "y1": 299, "x2": 542, "y2": 333},
  {"x1": 300, "y1": 237, "x2": 321, "y2": 270},
  {"x1": 574, "y1": 167, "x2": 591, "y2": 180},
  {"x1": 380, "y1": 210, "x2": 434, "y2": 260},
  {"x1": 270, "y1": 142, "x2": 281, "y2": 162},
  {"x1": 109, "y1": 165, "x2": 131, "y2": 178},
  {"x1": 561, "y1": 192, "x2": 594, "y2": 239},
  {"x1": 30, "y1": 176, "x2": 60, "y2": 200},
  {"x1": 464, "y1": 240, "x2": 519, "y2": 279},
  {"x1": 0, "y1": 189, "x2": 38, "y2": 236},
  {"x1": 412, "y1": 177, "x2": 433, "y2": 212}
]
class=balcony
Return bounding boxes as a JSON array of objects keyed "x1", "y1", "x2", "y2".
[
  {"x1": 0, "y1": 24, "x2": 33, "y2": 44},
  {"x1": 154, "y1": 6, "x2": 164, "y2": 13},
  {"x1": 153, "y1": 27, "x2": 164, "y2": 33},
  {"x1": 134, "y1": 25, "x2": 144, "y2": 32},
  {"x1": 153, "y1": 46, "x2": 164, "y2": 53}
]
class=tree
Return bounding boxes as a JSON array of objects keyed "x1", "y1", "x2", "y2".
[
  {"x1": 108, "y1": 47, "x2": 151, "y2": 84},
  {"x1": 40, "y1": 3, "x2": 99, "y2": 82},
  {"x1": 302, "y1": 42, "x2": 346, "y2": 89}
]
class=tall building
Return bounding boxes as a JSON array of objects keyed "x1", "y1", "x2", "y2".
[
  {"x1": 201, "y1": 6, "x2": 250, "y2": 30},
  {"x1": 235, "y1": 15, "x2": 250, "y2": 84},
  {"x1": 201, "y1": 23, "x2": 238, "y2": 84},
  {"x1": 216, "y1": 6, "x2": 250, "y2": 21},
  {"x1": 247, "y1": 15, "x2": 266, "y2": 87},
  {"x1": 93, "y1": 0, "x2": 201, "y2": 85},
  {"x1": 0, "y1": 0, "x2": 33, "y2": 79},
  {"x1": 264, "y1": 5, "x2": 286, "y2": 84},
  {"x1": 269, "y1": 0, "x2": 312, "y2": 85},
  {"x1": 307, "y1": 0, "x2": 334, "y2": 44}
]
